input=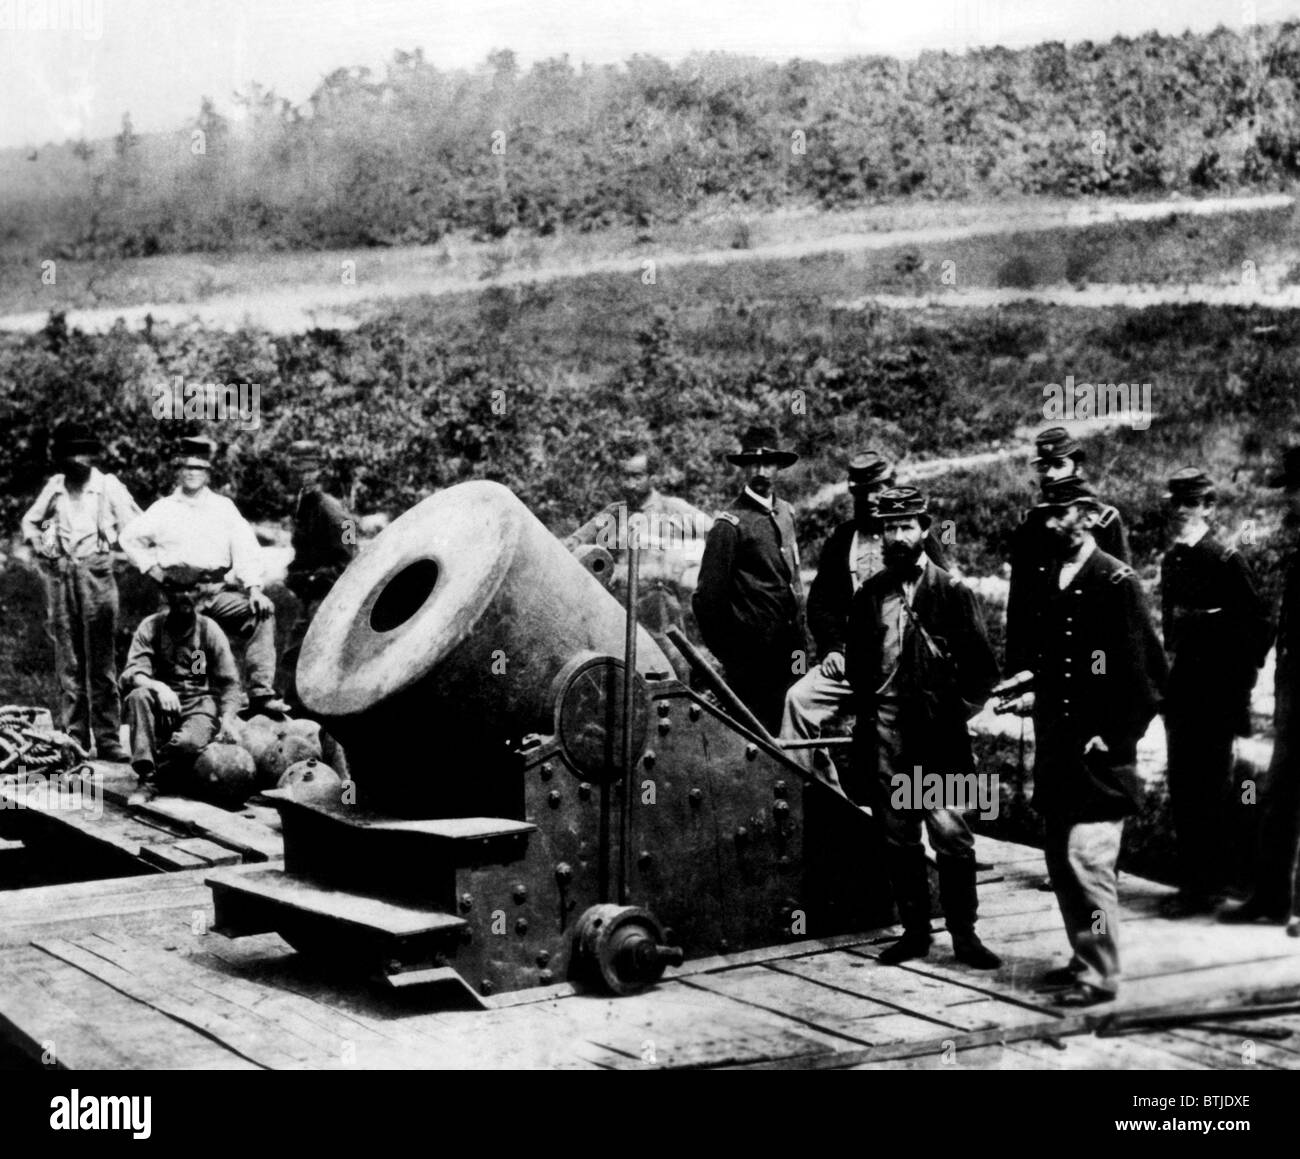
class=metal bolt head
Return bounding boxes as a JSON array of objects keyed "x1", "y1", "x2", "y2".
[
  {"x1": 736, "y1": 826, "x2": 749, "y2": 842},
  {"x1": 536, "y1": 950, "x2": 551, "y2": 967},
  {"x1": 637, "y1": 850, "x2": 653, "y2": 867},
  {"x1": 657, "y1": 702, "x2": 671, "y2": 718},
  {"x1": 688, "y1": 787, "x2": 703, "y2": 806},
  {"x1": 578, "y1": 782, "x2": 592, "y2": 800},
  {"x1": 774, "y1": 780, "x2": 788, "y2": 798},
  {"x1": 643, "y1": 750, "x2": 656, "y2": 769},
  {"x1": 481, "y1": 979, "x2": 495, "y2": 996},
  {"x1": 548, "y1": 789, "x2": 562, "y2": 808},
  {"x1": 745, "y1": 743, "x2": 758, "y2": 760},
  {"x1": 688, "y1": 704, "x2": 702, "y2": 722},
  {"x1": 458, "y1": 893, "x2": 473, "y2": 912},
  {"x1": 539, "y1": 762, "x2": 553, "y2": 781},
  {"x1": 774, "y1": 799, "x2": 791, "y2": 816},
  {"x1": 512, "y1": 883, "x2": 528, "y2": 904},
  {"x1": 515, "y1": 917, "x2": 529, "y2": 936},
  {"x1": 539, "y1": 969, "x2": 554, "y2": 984},
  {"x1": 657, "y1": 720, "x2": 671, "y2": 735},
  {"x1": 555, "y1": 861, "x2": 573, "y2": 884}
]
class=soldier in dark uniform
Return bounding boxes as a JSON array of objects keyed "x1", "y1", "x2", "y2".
[
  {"x1": 846, "y1": 487, "x2": 1002, "y2": 969},
  {"x1": 1222, "y1": 448, "x2": 1300, "y2": 927},
  {"x1": 1005, "y1": 427, "x2": 1130, "y2": 678},
  {"x1": 998, "y1": 478, "x2": 1166, "y2": 1006},
  {"x1": 780, "y1": 451, "x2": 947, "y2": 792},
  {"x1": 694, "y1": 425, "x2": 808, "y2": 733},
  {"x1": 1159, "y1": 468, "x2": 1270, "y2": 915},
  {"x1": 283, "y1": 440, "x2": 357, "y2": 708}
]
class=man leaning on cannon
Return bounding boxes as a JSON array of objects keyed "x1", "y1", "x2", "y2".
[{"x1": 121, "y1": 566, "x2": 242, "y2": 805}]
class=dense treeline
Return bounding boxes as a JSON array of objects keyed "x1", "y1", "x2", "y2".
[{"x1": 8, "y1": 24, "x2": 1300, "y2": 260}]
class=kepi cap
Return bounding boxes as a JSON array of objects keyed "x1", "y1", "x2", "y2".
[
  {"x1": 1035, "y1": 476, "x2": 1102, "y2": 510},
  {"x1": 1163, "y1": 467, "x2": 1216, "y2": 502},
  {"x1": 874, "y1": 486, "x2": 932, "y2": 529},
  {"x1": 1031, "y1": 426, "x2": 1085, "y2": 465},
  {"x1": 847, "y1": 451, "x2": 895, "y2": 487}
]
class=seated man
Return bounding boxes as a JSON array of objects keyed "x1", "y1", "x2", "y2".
[
  {"x1": 121, "y1": 567, "x2": 242, "y2": 805},
  {"x1": 121, "y1": 435, "x2": 289, "y2": 716}
]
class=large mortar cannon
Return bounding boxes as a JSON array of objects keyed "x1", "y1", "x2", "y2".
[{"x1": 208, "y1": 481, "x2": 890, "y2": 1003}]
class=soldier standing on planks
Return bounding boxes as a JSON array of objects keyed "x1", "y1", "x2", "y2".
[
  {"x1": 693, "y1": 425, "x2": 808, "y2": 734},
  {"x1": 282, "y1": 440, "x2": 357, "y2": 708},
  {"x1": 780, "y1": 451, "x2": 948, "y2": 794},
  {"x1": 1222, "y1": 448, "x2": 1300, "y2": 928},
  {"x1": 998, "y1": 478, "x2": 1166, "y2": 1007},
  {"x1": 20, "y1": 421, "x2": 142, "y2": 762},
  {"x1": 563, "y1": 445, "x2": 713, "y2": 685},
  {"x1": 121, "y1": 436, "x2": 290, "y2": 717},
  {"x1": 845, "y1": 487, "x2": 1003, "y2": 970},
  {"x1": 1158, "y1": 468, "x2": 1269, "y2": 916},
  {"x1": 1005, "y1": 427, "x2": 1130, "y2": 681}
]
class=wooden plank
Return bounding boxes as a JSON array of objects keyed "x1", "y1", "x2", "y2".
[
  {"x1": 139, "y1": 843, "x2": 210, "y2": 871},
  {"x1": 0, "y1": 946, "x2": 258, "y2": 1070},
  {"x1": 173, "y1": 837, "x2": 242, "y2": 866},
  {"x1": 31, "y1": 936, "x2": 329, "y2": 1069},
  {"x1": 134, "y1": 797, "x2": 282, "y2": 861}
]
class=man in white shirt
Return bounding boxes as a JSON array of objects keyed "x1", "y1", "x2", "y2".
[
  {"x1": 121, "y1": 436, "x2": 289, "y2": 715},
  {"x1": 20, "y1": 422, "x2": 143, "y2": 760}
]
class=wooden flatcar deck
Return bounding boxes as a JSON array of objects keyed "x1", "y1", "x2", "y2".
[{"x1": 1, "y1": 835, "x2": 1299, "y2": 1070}]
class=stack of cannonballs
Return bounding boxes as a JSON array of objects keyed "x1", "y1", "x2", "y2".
[{"x1": 193, "y1": 716, "x2": 343, "y2": 809}]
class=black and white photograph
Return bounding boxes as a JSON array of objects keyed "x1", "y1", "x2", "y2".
[{"x1": 1, "y1": 0, "x2": 1299, "y2": 1109}]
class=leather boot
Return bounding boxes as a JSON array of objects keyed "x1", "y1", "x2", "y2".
[
  {"x1": 879, "y1": 846, "x2": 932, "y2": 965},
  {"x1": 939, "y1": 854, "x2": 1002, "y2": 970}
]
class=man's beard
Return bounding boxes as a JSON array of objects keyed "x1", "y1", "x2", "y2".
[
  {"x1": 884, "y1": 540, "x2": 924, "y2": 572},
  {"x1": 63, "y1": 461, "x2": 91, "y2": 486},
  {"x1": 748, "y1": 475, "x2": 773, "y2": 497}
]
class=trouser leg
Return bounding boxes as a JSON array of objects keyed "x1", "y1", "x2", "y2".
[
  {"x1": 158, "y1": 694, "x2": 219, "y2": 787},
  {"x1": 1045, "y1": 818, "x2": 1124, "y2": 994},
  {"x1": 199, "y1": 589, "x2": 279, "y2": 701},
  {"x1": 1252, "y1": 737, "x2": 1300, "y2": 912},
  {"x1": 79, "y1": 564, "x2": 122, "y2": 753},
  {"x1": 1165, "y1": 710, "x2": 1234, "y2": 896},
  {"x1": 779, "y1": 668, "x2": 853, "y2": 793},
  {"x1": 928, "y1": 812, "x2": 979, "y2": 935},
  {"x1": 875, "y1": 701, "x2": 931, "y2": 934},
  {"x1": 43, "y1": 566, "x2": 89, "y2": 748},
  {"x1": 725, "y1": 659, "x2": 791, "y2": 736},
  {"x1": 124, "y1": 687, "x2": 161, "y2": 775}
]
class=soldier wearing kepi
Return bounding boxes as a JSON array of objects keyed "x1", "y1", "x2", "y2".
[
  {"x1": 283, "y1": 440, "x2": 357, "y2": 704},
  {"x1": 20, "y1": 421, "x2": 142, "y2": 761},
  {"x1": 694, "y1": 425, "x2": 808, "y2": 733},
  {"x1": 120, "y1": 567, "x2": 243, "y2": 804},
  {"x1": 563, "y1": 445, "x2": 713, "y2": 684},
  {"x1": 780, "y1": 451, "x2": 947, "y2": 793},
  {"x1": 1222, "y1": 448, "x2": 1300, "y2": 928},
  {"x1": 998, "y1": 477, "x2": 1166, "y2": 1006},
  {"x1": 1005, "y1": 426, "x2": 1130, "y2": 678},
  {"x1": 1159, "y1": 468, "x2": 1270, "y2": 916},
  {"x1": 121, "y1": 436, "x2": 289, "y2": 716},
  {"x1": 845, "y1": 487, "x2": 1002, "y2": 969}
]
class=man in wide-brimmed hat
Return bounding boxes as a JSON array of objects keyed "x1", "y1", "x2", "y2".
[
  {"x1": 1223, "y1": 448, "x2": 1300, "y2": 928},
  {"x1": 779, "y1": 451, "x2": 948, "y2": 793},
  {"x1": 1005, "y1": 426, "x2": 1130, "y2": 678},
  {"x1": 120, "y1": 566, "x2": 242, "y2": 804},
  {"x1": 1158, "y1": 469, "x2": 1269, "y2": 916},
  {"x1": 20, "y1": 420, "x2": 143, "y2": 761},
  {"x1": 121, "y1": 435, "x2": 289, "y2": 716},
  {"x1": 845, "y1": 486, "x2": 1003, "y2": 971},
  {"x1": 997, "y1": 476, "x2": 1166, "y2": 1005},
  {"x1": 694, "y1": 424, "x2": 808, "y2": 731}
]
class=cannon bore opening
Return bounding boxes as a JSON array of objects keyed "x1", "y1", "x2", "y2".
[{"x1": 370, "y1": 558, "x2": 440, "y2": 633}]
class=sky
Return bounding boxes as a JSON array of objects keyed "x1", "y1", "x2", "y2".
[{"x1": 2, "y1": 0, "x2": 1299, "y2": 149}]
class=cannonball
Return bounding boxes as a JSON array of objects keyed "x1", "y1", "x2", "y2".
[
  {"x1": 240, "y1": 718, "x2": 280, "y2": 764},
  {"x1": 193, "y1": 743, "x2": 258, "y2": 807},
  {"x1": 282, "y1": 718, "x2": 322, "y2": 744},
  {"x1": 277, "y1": 758, "x2": 342, "y2": 792},
  {"x1": 255, "y1": 733, "x2": 322, "y2": 789}
]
